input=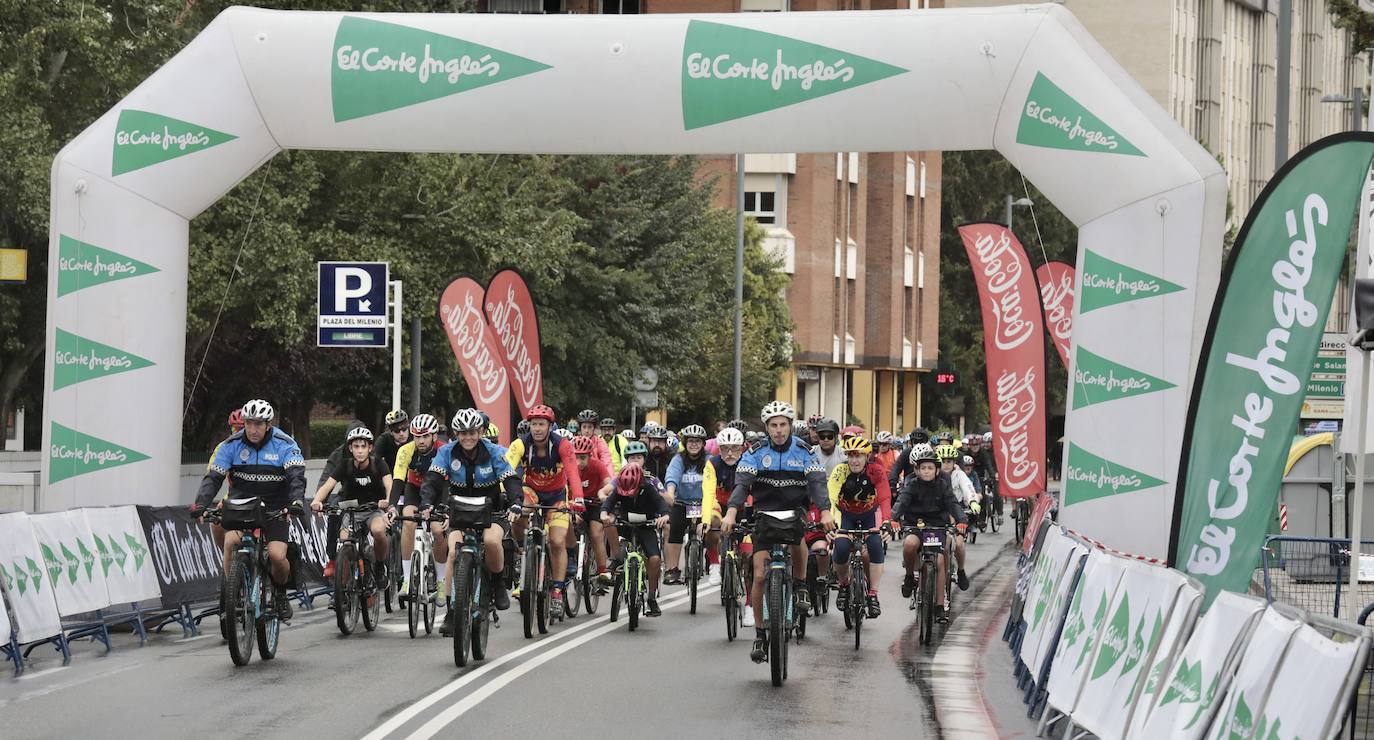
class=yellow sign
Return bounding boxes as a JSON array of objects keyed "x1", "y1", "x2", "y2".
[{"x1": 0, "y1": 249, "x2": 26, "y2": 282}]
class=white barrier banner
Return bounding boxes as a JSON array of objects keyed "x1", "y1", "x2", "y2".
[
  {"x1": 81, "y1": 507, "x2": 161, "y2": 604},
  {"x1": 1025, "y1": 542, "x2": 1089, "y2": 680},
  {"x1": 1205, "y1": 607, "x2": 1301, "y2": 740},
  {"x1": 29, "y1": 511, "x2": 113, "y2": 616},
  {"x1": 1073, "y1": 562, "x2": 1188, "y2": 740},
  {"x1": 1132, "y1": 591, "x2": 1265, "y2": 740},
  {"x1": 1256, "y1": 623, "x2": 1364, "y2": 740},
  {"x1": 1019, "y1": 528, "x2": 1073, "y2": 668},
  {"x1": 1125, "y1": 584, "x2": 1203, "y2": 739},
  {"x1": 0, "y1": 513, "x2": 63, "y2": 642},
  {"x1": 0, "y1": 591, "x2": 10, "y2": 646},
  {"x1": 1045, "y1": 548, "x2": 1126, "y2": 714}
]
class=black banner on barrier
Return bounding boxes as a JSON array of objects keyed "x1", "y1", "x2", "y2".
[
  {"x1": 136, "y1": 506, "x2": 221, "y2": 609},
  {"x1": 287, "y1": 512, "x2": 329, "y2": 587}
]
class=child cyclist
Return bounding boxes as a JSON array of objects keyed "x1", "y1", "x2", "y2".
[
  {"x1": 600, "y1": 464, "x2": 670, "y2": 616},
  {"x1": 827, "y1": 435, "x2": 891, "y2": 618}
]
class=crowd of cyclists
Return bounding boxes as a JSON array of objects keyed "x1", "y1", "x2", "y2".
[{"x1": 193, "y1": 396, "x2": 1005, "y2": 668}]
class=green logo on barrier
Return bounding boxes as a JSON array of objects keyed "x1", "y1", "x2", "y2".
[
  {"x1": 111, "y1": 535, "x2": 128, "y2": 570},
  {"x1": 1091, "y1": 593, "x2": 1131, "y2": 680},
  {"x1": 40, "y1": 544, "x2": 62, "y2": 587},
  {"x1": 126, "y1": 532, "x2": 148, "y2": 571},
  {"x1": 77, "y1": 538, "x2": 95, "y2": 581},
  {"x1": 60, "y1": 541, "x2": 80, "y2": 585},
  {"x1": 1160, "y1": 658, "x2": 1201, "y2": 706},
  {"x1": 1016, "y1": 72, "x2": 1144, "y2": 156},
  {"x1": 112, "y1": 109, "x2": 236, "y2": 176},
  {"x1": 1184, "y1": 675, "x2": 1221, "y2": 730},
  {"x1": 49, "y1": 422, "x2": 151, "y2": 484},
  {"x1": 93, "y1": 534, "x2": 114, "y2": 577},
  {"x1": 1223, "y1": 693, "x2": 1255, "y2": 739},
  {"x1": 0, "y1": 562, "x2": 11, "y2": 594},
  {"x1": 332, "y1": 16, "x2": 552, "y2": 123},
  {"x1": 1076, "y1": 593, "x2": 1110, "y2": 670},
  {"x1": 53, "y1": 328, "x2": 155, "y2": 390},
  {"x1": 1064, "y1": 444, "x2": 1166, "y2": 505},
  {"x1": 1073, "y1": 346, "x2": 1175, "y2": 409},
  {"x1": 26, "y1": 556, "x2": 41, "y2": 594},
  {"x1": 57, "y1": 235, "x2": 160, "y2": 297},
  {"x1": 1080, "y1": 250, "x2": 1184, "y2": 314},
  {"x1": 680, "y1": 20, "x2": 907, "y2": 130}
]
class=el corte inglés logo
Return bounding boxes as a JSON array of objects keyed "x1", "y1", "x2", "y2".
[{"x1": 112, "y1": 109, "x2": 236, "y2": 175}]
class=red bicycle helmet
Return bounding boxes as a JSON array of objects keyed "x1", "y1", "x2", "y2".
[
  {"x1": 617, "y1": 463, "x2": 644, "y2": 496},
  {"x1": 571, "y1": 435, "x2": 596, "y2": 455},
  {"x1": 227, "y1": 409, "x2": 245, "y2": 431},
  {"x1": 527, "y1": 404, "x2": 556, "y2": 423}
]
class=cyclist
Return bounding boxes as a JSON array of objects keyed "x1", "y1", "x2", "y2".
[
  {"x1": 935, "y1": 444, "x2": 973, "y2": 585},
  {"x1": 389, "y1": 413, "x2": 447, "y2": 598},
  {"x1": 485, "y1": 423, "x2": 501, "y2": 444},
  {"x1": 704, "y1": 426, "x2": 745, "y2": 593},
  {"x1": 315, "y1": 420, "x2": 368, "y2": 580},
  {"x1": 574, "y1": 409, "x2": 614, "y2": 470},
  {"x1": 378, "y1": 409, "x2": 411, "y2": 473},
  {"x1": 805, "y1": 413, "x2": 825, "y2": 446},
  {"x1": 811, "y1": 418, "x2": 845, "y2": 475},
  {"x1": 892, "y1": 443, "x2": 968, "y2": 623},
  {"x1": 505, "y1": 404, "x2": 584, "y2": 617},
  {"x1": 638, "y1": 423, "x2": 654, "y2": 447},
  {"x1": 644, "y1": 425, "x2": 673, "y2": 483},
  {"x1": 572, "y1": 434, "x2": 615, "y2": 585},
  {"x1": 721, "y1": 401, "x2": 833, "y2": 663},
  {"x1": 621, "y1": 439, "x2": 663, "y2": 491},
  {"x1": 422, "y1": 408, "x2": 522, "y2": 633},
  {"x1": 600, "y1": 463, "x2": 670, "y2": 616},
  {"x1": 600, "y1": 417, "x2": 626, "y2": 472},
  {"x1": 828, "y1": 435, "x2": 891, "y2": 618},
  {"x1": 663, "y1": 424, "x2": 717, "y2": 586},
  {"x1": 873, "y1": 431, "x2": 897, "y2": 477},
  {"x1": 888, "y1": 427, "x2": 934, "y2": 491},
  {"x1": 311, "y1": 426, "x2": 393, "y2": 587},
  {"x1": 704, "y1": 421, "x2": 725, "y2": 456},
  {"x1": 204, "y1": 409, "x2": 246, "y2": 554},
  {"x1": 966, "y1": 433, "x2": 999, "y2": 521},
  {"x1": 194, "y1": 399, "x2": 305, "y2": 621}
]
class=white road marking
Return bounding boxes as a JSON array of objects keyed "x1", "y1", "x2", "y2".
[
  {"x1": 406, "y1": 586, "x2": 718, "y2": 740},
  {"x1": 360, "y1": 586, "x2": 705, "y2": 740}
]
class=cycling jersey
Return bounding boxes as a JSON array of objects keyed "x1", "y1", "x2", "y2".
[
  {"x1": 813, "y1": 445, "x2": 846, "y2": 476},
  {"x1": 891, "y1": 476, "x2": 965, "y2": 527},
  {"x1": 505, "y1": 433, "x2": 583, "y2": 500},
  {"x1": 392, "y1": 440, "x2": 439, "y2": 505},
  {"x1": 601, "y1": 483, "x2": 669, "y2": 520},
  {"x1": 947, "y1": 467, "x2": 977, "y2": 507},
  {"x1": 333, "y1": 455, "x2": 390, "y2": 505},
  {"x1": 577, "y1": 457, "x2": 614, "y2": 503},
  {"x1": 422, "y1": 438, "x2": 521, "y2": 510},
  {"x1": 827, "y1": 462, "x2": 892, "y2": 521},
  {"x1": 602, "y1": 433, "x2": 626, "y2": 473},
  {"x1": 873, "y1": 448, "x2": 897, "y2": 478},
  {"x1": 196, "y1": 428, "x2": 306, "y2": 508},
  {"x1": 665, "y1": 451, "x2": 716, "y2": 505},
  {"x1": 729, "y1": 437, "x2": 828, "y2": 513},
  {"x1": 376, "y1": 432, "x2": 407, "y2": 476}
]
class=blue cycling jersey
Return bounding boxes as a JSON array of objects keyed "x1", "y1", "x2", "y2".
[{"x1": 197, "y1": 428, "x2": 306, "y2": 507}]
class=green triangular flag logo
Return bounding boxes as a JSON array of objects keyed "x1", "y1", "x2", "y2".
[
  {"x1": 1016, "y1": 72, "x2": 1145, "y2": 156},
  {"x1": 0, "y1": 562, "x2": 12, "y2": 595},
  {"x1": 94, "y1": 534, "x2": 114, "y2": 577},
  {"x1": 1160, "y1": 658, "x2": 1202, "y2": 707},
  {"x1": 112, "y1": 109, "x2": 237, "y2": 176},
  {"x1": 680, "y1": 20, "x2": 908, "y2": 130},
  {"x1": 56, "y1": 235, "x2": 160, "y2": 297},
  {"x1": 1080, "y1": 250, "x2": 1185, "y2": 313},
  {"x1": 1064, "y1": 444, "x2": 1167, "y2": 505},
  {"x1": 332, "y1": 16, "x2": 552, "y2": 123},
  {"x1": 49, "y1": 422, "x2": 151, "y2": 484},
  {"x1": 1183, "y1": 675, "x2": 1222, "y2": 730},
  {"x1": 111, "y1": 535, "x2": 128, "y2": 570},
  {"x1": 1076, "y1": 593, "x2": 1110, "y2": 670},
  {"x1": 60, "y1": 542, "x2": 80, "y2": 585},
  {"x1": 26, "y1": 556, "x2": 42, "y2": 594},
  {"x1": 53, "y1": 328, "x2": 155, "y2": 390},
  {"x1": 40, "y1": 544, "x2": 62, "y2": 587},
  {"x1": 125, "y1": 533, "x2": 148, "y2": 571},
  {"x1": 1073, "y1": 346, "x2": 1175, "y2": 409},
  {"x1": 12, "y1": 560, "x2": 27, "y2": 596},
  {"x1": 1224, "y1": 693, "x2": 1255, "y2": 740},
  {"x1": 77, "y1": 538, "x2": 95, "y2": 581},
  {"x1": 1091, "y1": 593, "x2": 1131, "y2": 680}
]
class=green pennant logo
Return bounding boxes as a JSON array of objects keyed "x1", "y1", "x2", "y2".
[
  {"x1": 680, "y1": 20, "x2": 907, "y2": 130},
  {"x1": 53, "y1": 328, "x2": 155, "y2": 390},
  {"x1": 0, "y1": 562, "x2": 12, "y2": 595},
  {"x1": 1080, "y1": 250, "x2": 1184, "y2": 313},
  {"x1": 1064, "y1": 444, "x2": 1167, "y2": 505},
  {"x1": 49, "y1": 422, "x2": 151, "y2": 484},
  {"x1": 111, "y1": 535, "x2": 128, "y2": 570},
  {"x1": 93, "y1": 534, "x2": 114, "y2": 577},
  {"x1": 77, "y1": 538, "x2": 96, "y2": 581},
  {"x1": 1073, "y1": 346, "x2": 1175, "y2": 409},
  {"x1": 112, "y1": 109, "x2": 237, "y2": 176},
  {"x1": 60, "y1": 541, "x2": 79, "y2": 585},
  {"x1": 56, "y1": 235, "x2": 160, "y2": 297},
  {"x1": 1091, "y1": 593, "x2": 1131, "y2": 680},
  {"x1": 1160, "y1": 658, "x2": 1202, "y2": 707},
  {"x1": 125, "y1": 533, "x2": 148, "y2": 571},
  {"x1": 1076, "y1": 593, "x2": 1110, "y2": 670},
  {"x1": 1016, "y1": 72, "x2": 1144, "y2": 156},
  {"x1": 332, "y1": 16, "x2": 552, "y2": 123},
  {"x1": 26, "y1": 556, "x2": 42, "y2": 594},
  {"x1": 41, "y1": 544, "x2": 63, "y2": 587},
  {"x1": 1183, "y1": 675, "x2": 1222, "y2": 730}
]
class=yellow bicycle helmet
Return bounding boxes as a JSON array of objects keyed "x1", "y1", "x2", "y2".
[
  {"x1": 840, "y1": 435, "x2": 873, "y2": 455},
  {"x1": 935, "y1": 443, "x2": 960, "y2": 461}
]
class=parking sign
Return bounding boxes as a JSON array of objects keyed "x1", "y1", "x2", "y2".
[{"x1": 318, "y1": 261, "x2": 389, "y2": 347}]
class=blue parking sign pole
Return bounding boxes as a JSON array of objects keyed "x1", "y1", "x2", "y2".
[{"x1": 318, "y1": 261, "x2": 389, "y2": 347}]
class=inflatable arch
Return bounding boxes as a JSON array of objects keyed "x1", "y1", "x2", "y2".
[{"x1": 44, "y1": 4, "x2": 1225, "y2": 558}]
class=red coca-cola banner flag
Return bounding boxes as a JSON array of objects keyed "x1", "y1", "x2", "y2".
[
  {"x1": 484, "y1": 268, "x2": 544, "y2": 417},
  {"x1": 957, "y1": 223, "x2": 1048, "y2": 500},
  {"x1": 1036, "y1": 261, "x2": 1075, "y2": 369},
  {"x1": 438, "y1": 276, "x2": 512, "y2": 446}
]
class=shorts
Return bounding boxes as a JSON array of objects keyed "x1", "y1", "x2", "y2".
[
  {"x1": 617, "y1": 524, "x2": 661, "y2": 559},
  {"x1": 752, "y1": 510, "x2": 805, "y2": 549},
  {"x1": 832, "y1": 510, "x2": 885, "y2": 565},
  {"x1": 668, "y1": 500, "x2": 706, "y2": 544},
  {"x1": 257, "y1": 519, "x2": 291, "y2": 544},
  {"x1": 524, "y1": 488, "x2": 570, "y2": 530}
]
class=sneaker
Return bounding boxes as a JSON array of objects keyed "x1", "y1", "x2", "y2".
[
  {"x1": 437, "y1": 578, "x2": 447, "y2": 602},
  {"x1": 492, "y1": 574, "x2": 511, "y2": 611},
  {"x1": 957, "y1": 570, "x2": 970, "y2": 591},
  {"x1": 836, "y1": 585, "x2": 850, "y2": 612},
  {"x1": 323, "y1": 560, "x2": 336, "y2": 579},
  {"x1": 750, "y1": 637, "x2": 767, "y2": 663},
  {"x1": 795, "y1": 584, "x2": 812, "y2": 614},
  {"x1": 937, "y1": 605, "x2": 951, "y2": 624},
  {"x1": 664, "y1": 568, "x2": 684, "y2": 585},
  {"x1": 550, "y1": 588, "x2": 565, "y2": 618},
  {"x1": 440, "y1": 609, "x2": 455, "y2": 636},
  {"x1": 596, "y1": 570, "x2": 613, "y2": 585},
  {"x1": 707, "y1": 565, "x2": 721, "y2": 587},
  {"x1": 400, "y1": 576, "x2": 410, "y2": 596},
  {"x1": 646, "y1": 596, "x2": 662, "y2": 617},
  {"x1": 901, "y1": 573, "x2": 915, "y2": 598},
  {"x1": 274, "y1": 585, "x2": 293, "y2": 623},
  {"x1": 742, "y1": 609, "x2": 756, "y2": 628},
  {"x1": 866, "y1": 593, "x2": 881, "y2": 619},
  {"x1": 510, "y1": 584, "x2": 522, "y2": 600}
]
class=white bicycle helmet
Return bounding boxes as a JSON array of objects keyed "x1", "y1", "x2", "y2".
[
  {"x1": 346, "y1": 426, "x2": 374, "y2": 444},
  {"x1": 621, "y1": 429, "x2": 635, "y2": 440},
  {"x1": 555, "y1": 428, "x2": 575, "y2": 440},
  {"x1": 983, "y1": 431, "x2": 992, "y2": 443},
  {"x1": 681, "y1": 424, "x2": 707, "y2": 440},
  {"x1": 875, "y1": 430, "x2": 895, "y2": 444},
  {"x1": 962, "y1": 455, "x2": 975, "y2": 466},
  {"x1": 909, "y1": 443, "x2": 938, "y2": 466},
  {"x1": 410, "y1": 414, "x2": 440, "y2": 436},
  {"x1": 241, "y1": 399, "x2": 274, "y2": 422},
  {"x1": 759, "y1": 400, "x2": 795, "y2": 423},
  {"x1": 715, "y1": 428, "x2": 745, "y2": 447},
  {"x1": 451, "y1": 408, "x2": 486, "y2": 433}
]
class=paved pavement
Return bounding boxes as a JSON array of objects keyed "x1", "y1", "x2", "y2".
[{"x1": 2, "y1": 524, "x2": 1037, "y2": 739}]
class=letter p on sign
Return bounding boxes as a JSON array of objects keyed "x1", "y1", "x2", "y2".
[{"x1": 335, "y1": 266, "x2": 372, "y2": 311}]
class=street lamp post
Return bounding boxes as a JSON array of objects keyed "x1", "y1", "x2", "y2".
[{"x1": 1006, "y1": 195, "x2": 1033, "y2": 234}]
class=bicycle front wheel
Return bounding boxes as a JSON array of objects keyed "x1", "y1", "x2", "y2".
[
  {"x1": 453, "y1": 552, "x2": 474, "y2": 667},
  {"x1": 335, "y1": 545, "x2": 359, "y2": 636},
  {"x1": 627, "y1": 557, "x2": 641, "y2": 632},
  {"x1": 687, "y1": 538, "x2": 701, "y2": 615},
  {"x1": 224, "y1": 553, "x2": 255, "y2": 666},
  {"x1": 722, "y1": 556, "x2": 738, "y2": 642},
  {"x1": 768, "y1": 571, "x2": 786, "y2": 686},
  {"x1": 919, "y1": 560, "x2": 937, "y2": 646},
  {"x1": 520, "y1": 541, "x2": 538, "y2": 639},
  {"x1": 472, "y1": 566, "x2": 493, "y2": 661},
  {"x1": 581, "y1": 545, "x2": 600, "y2": 615},
  {"x1": 408, "y1": 553, "x2": 422, "y2": 638},
  {"x1": 362, "y1": 559, "x2": 381, "y2": 632},
  {"x1": 851, "y1": 568, "x2": 866, "y2": 650}
]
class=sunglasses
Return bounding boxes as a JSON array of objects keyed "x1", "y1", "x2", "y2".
[{"x1": 818, "y1": 433, "x2": 837, "y2": 440}]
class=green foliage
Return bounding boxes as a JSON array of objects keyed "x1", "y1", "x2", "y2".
[
  {"x1": 309, "y1": 420, "x2": 353, "y2": 449},
  {"x1": 1329, "y1": 0, "x2": 1374, "y2": 52}
]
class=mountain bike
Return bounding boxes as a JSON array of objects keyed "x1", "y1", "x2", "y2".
[
  {"x1": 384, "y1": 518, "x2": 402, "y2": 613},
  {"x1": 719, "y1": 521, "x2": 753, "y2": 642},
  {"x1": 442, "y1": 502, "x2": 501, "y2": 667},
  {"x1": 573, "y1": 515, "x2": 603, "y2": 615},
  {"x1": 903, "y1": 522, "x2": 948, "y2": 646},
  {"x1": 518, "y1": 504, "x2": 560, "y2": 638},
  {"x1": 758, "y1": 511, "x2": 818, "y2": 687},
  {"x1": 393, "y1": 512, "x2": 438, "y2": 638},
  {"x1": 609, "y1": 514, "x2": 652, "y2": 632},
  {"x1": 205, "y1": 501, "x2": 290, "y2": 667},
  {"x1": 327, "y1": 500, "x2": 384, "y2": 636},
  {"x1": 678, "y1": 501, "x2": 707, "y2": 614},
  {"x1": 834, "y1": 527, "x2": 874, "y2": 650},
  {"x1": 805, "y1": 544, "x2": 830, "y2": 619}
]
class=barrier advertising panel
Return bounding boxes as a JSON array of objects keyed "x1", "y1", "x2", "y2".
[
  {"x1": 28, "y1": 510, "x2": 113, "y2": 615},
  {"x1": 81, "y1": 506, "x2": 160, "y2": 604}
]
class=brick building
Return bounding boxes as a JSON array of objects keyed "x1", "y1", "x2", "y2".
[{"x1": 475, "y1": 0, "x2": 944, "y2": 434}]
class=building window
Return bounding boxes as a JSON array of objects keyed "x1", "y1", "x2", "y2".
[
  {"x1": 600, "y1": 0, "x2": 639, "y2": 12},
  {"x1": 741, "y1": 0, "x2": 786, "y2": 9},
  {"x1": 744, "y1": 191, "x2": 776, "y2": 224}
]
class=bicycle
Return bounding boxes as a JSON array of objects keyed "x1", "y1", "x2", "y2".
[
  {"x1": 441, "y1": 502, "x2": 501, "y2": 667},
  {"x1": 757, "y1": 511, "x2": 818, "y2": 687},
  {"x1": 965, "y1": 503, "x2": 979, "y2": 545},
  {"x1": 902, "y1": 522, "x2": 949, "y2": 647},
  {"x1": 805, "y1": 544, "x2": 830, "y2": 619},
  {"x1": 988, "y1": 473, "x2": 1002, "y2": 531},
  {"x1": 1013, "y1": 496, "x2": 1030, "y2": 543},
  {"x1": 834, "y1": 527, "x2": 876, "y2": 650},
  {"x1": 393, "y1": 512, "x2": 438, "y2": 638},
  {"x1": 517, "y1": 504, "x2": 561, "y2": 638},
  {"x1": 678, "y1": 501, "x2": 707, "y2": 614},
  {"x1": 327, "y1": 500, "x2": 384, "y2": 636},
  {"x1": 609, "y1": 514, "x2": 653, "y2": 632},
  {"x1": 718, "y1": 521, "x2": 753, "y2": 642},
  {"x1": 384, "y1": 518, "x2": 403, "y2": 613},
  {"x1": 573, "y1": 515, "x2": 603, "y2": 616},
  {"x1": 205, "y1": 501, "x2": 289, "y2": 667}
]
